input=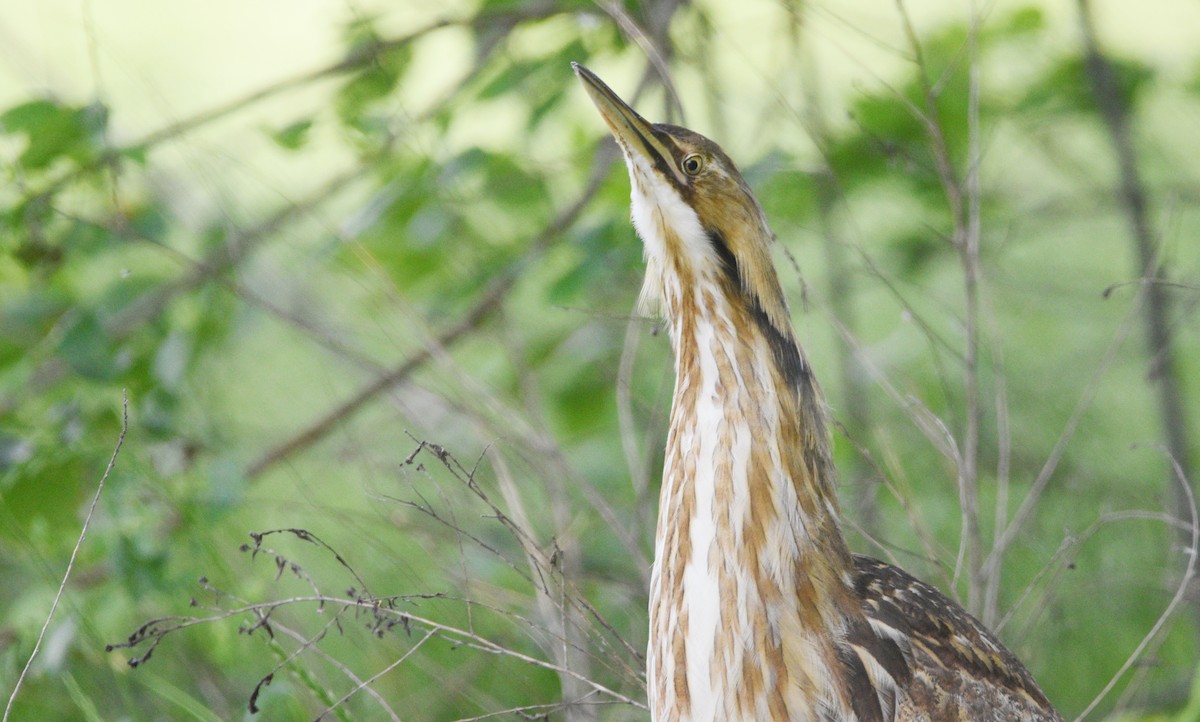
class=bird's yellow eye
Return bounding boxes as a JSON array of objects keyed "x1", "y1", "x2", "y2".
[{"x1": 681, "y1": 154, "x2": 704, "y2": 176}]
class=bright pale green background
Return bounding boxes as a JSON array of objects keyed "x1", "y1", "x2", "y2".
[{"x1": 2, "y1": 1, "x2": 1200, "y2": 720}]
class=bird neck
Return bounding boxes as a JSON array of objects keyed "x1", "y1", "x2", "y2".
[
  {"x1": 654, "y1": 254, "x2": 852, "y2": 569},
  {"x1": 647, "y1": 256, "x2": 862, "y2": 722}
]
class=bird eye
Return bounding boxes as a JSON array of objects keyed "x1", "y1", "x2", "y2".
[{"x1": 681, "y1": 154, "x2": 704, "y2": 176}]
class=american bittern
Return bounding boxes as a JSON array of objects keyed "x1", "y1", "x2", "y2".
[{"x1": 573, "y1": 63, "x2": 1062, "y2": 722}]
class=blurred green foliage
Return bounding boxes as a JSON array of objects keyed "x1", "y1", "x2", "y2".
[{"x1": 1, "y1": 2, "x2": 1199, "y2": 720}]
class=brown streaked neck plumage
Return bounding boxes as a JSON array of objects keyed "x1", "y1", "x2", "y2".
[
  {"x1": 572, "y1": 62, "x2": 1061, "y2": 722},
  {"x1": 572, "y1": 63, "x2": 872, "y2": 720}
]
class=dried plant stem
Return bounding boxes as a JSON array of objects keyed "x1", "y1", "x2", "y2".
[
  {"x1": 247, "y1": 134, "x2": 618, "y2": 479},
  {"x1": 118, "y1": 596, "x2": 647, "y2": 710},
  {"x1": 894, "y1": 0, "x2": 984, "y2": 611},
  {"x1": 4, "y1": 392, "x2": 128, "y2": 722},
  {"x1": 959, "y1": 0, "x2": 986, "y2": 614},
  {"x1": 1072, "y1": 453, "x2": 1198, "y2": 721},
  {"x1": 315, "y1": 628, "x2": 437, "y2": 719},
  {"x1": 983, "y1": 273, "x2": 1145, "y2": 585}
]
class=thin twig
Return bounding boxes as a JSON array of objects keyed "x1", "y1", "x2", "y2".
[
  {"x1": 1072, "y1": 450, "x2": 1198, "y2": 721},
  {"x1": 114, "y1": 595, "x2": 647, "y2": 710},
  {"x1": 245, "y1": 277, "x2": 506, "y2": 478},
  {"x1": 397, "y1": 439, "x2": 646, "y2": 683},
  {"x1": 4, "y1": 391, "x2": 128, "y2": 721},
  {"x1": 247, "y1": 130, "x2": 619, "y2": 478},
  {"x1": 315, "y1": 628, "x2": 437, "y2": 720},
  {"x1": 996, "y1": 508, "x2": 1194, "y2": 635},
  {"x1": 592, "y1": 0, "x2": 682, "y2": 121},
  {"x1": 982, "y1": 284, "x2": 1012, "y2": 627},
  {"x1": 894, "y1": 0, "x2": 984, "y2": 610},
  {"x1": 953, "y1": 0, "x2": 985, "y2": 613},
  {"x1": 269, "y1": 618, "x2": 402, "y2": 722},
  {"x1": 983, "y1": 252, "x2": 1146, "y2": 582}
]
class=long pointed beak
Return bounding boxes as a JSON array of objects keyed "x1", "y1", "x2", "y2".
[{"x1": 572, "y1": 62, "x2": 684, "y2": 186}]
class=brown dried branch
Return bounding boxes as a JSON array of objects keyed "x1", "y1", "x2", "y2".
[
  {"x1": 244, "y1": 278, "x2": 505, "y2": 479},
  {"x1": 893, "y1": 0, "x2": 985, "y2": 611},
  {"x1": 244, "y1": 138, "x2": 616, "y2": 479},
  {"x1": 112, "y1": 592, "x2": 646, "y2": 711},
  {"x1": 399, "y1": 439, "x2": 645, "y2": 680}
]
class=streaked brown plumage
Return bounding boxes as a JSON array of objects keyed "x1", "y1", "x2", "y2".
[{"x1": 573, "y1": 62, "x2": 1062, "y2": 722}]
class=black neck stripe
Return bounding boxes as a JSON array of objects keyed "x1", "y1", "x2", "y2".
[{"x1": 704, "y1": 229, "x2": 808, "y2": 388}]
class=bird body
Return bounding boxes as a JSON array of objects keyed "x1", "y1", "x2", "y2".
[{"x1": 573, "y1": 63, "x2": 1062, "y2": 722}]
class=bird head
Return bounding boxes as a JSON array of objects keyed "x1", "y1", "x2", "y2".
[{"x1": 573, "y1": 62, "x2": 791, "y2": 334}]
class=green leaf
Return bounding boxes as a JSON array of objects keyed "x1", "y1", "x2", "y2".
[
  {"x1": 270, "y1": 118, "x2": 314, "y2": 150},
  {"x1": 0, "y1": 99, "x2": 108, "y2": 169},
  {"x1": 1002, "y1": 6, "x2": 1044, "y2": 36},
  {"x1": 1, "y1": 100, "x2": 81, "y2": 169},
  {"x1": 334, "y1": 21, "x2": 412, "y2": 131}
]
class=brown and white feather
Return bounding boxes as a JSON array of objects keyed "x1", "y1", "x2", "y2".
[{"x1": 573, "y1": 63, "x2": 1062, "y2": 722}]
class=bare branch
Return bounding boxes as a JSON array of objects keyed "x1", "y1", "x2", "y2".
[
  {"x1": 247, "y1": 133, "x2": 618, "y2": 479},
  {"x1": 245, "y1": 278, "x2": 506, "y2": 479}
]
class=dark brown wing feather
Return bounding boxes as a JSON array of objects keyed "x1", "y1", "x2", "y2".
[{"x1": 851, "y1": 555, "x2": 1062, "y2": 722}]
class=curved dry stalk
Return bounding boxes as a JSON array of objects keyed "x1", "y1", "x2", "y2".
[
  {"x1": 112, "y1": 595, "x2": 647, "y2": 711},
  {"x1": 4, "y1": 392, "x2": 127, "y2": 722},
  {"x1": 1073, "y1": 452, "x2": 1198, "y2": 721},
  {"x1": 268, "y1": 617, "x2": 402, "y2": 721},
  {"x1": 399, "y1": 439, "x2": 645, "y2": 678},
  {"x1": 592, "y1": 0, "x2": 684, "y2": 121},
  {"x1": 982, "y1": 275, "x2": 1146, "y2": 582},
  {"x1": 315, "y1": 627, "x2": 437, "y2": 719}
]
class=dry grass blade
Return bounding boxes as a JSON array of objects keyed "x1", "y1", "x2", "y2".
[
  {"x1": 5, "y1": 392, "x2": 128, "y2": 722},
  {"x1": 1072, "y1": 450, "x2": 1199, "y2": 721}
]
